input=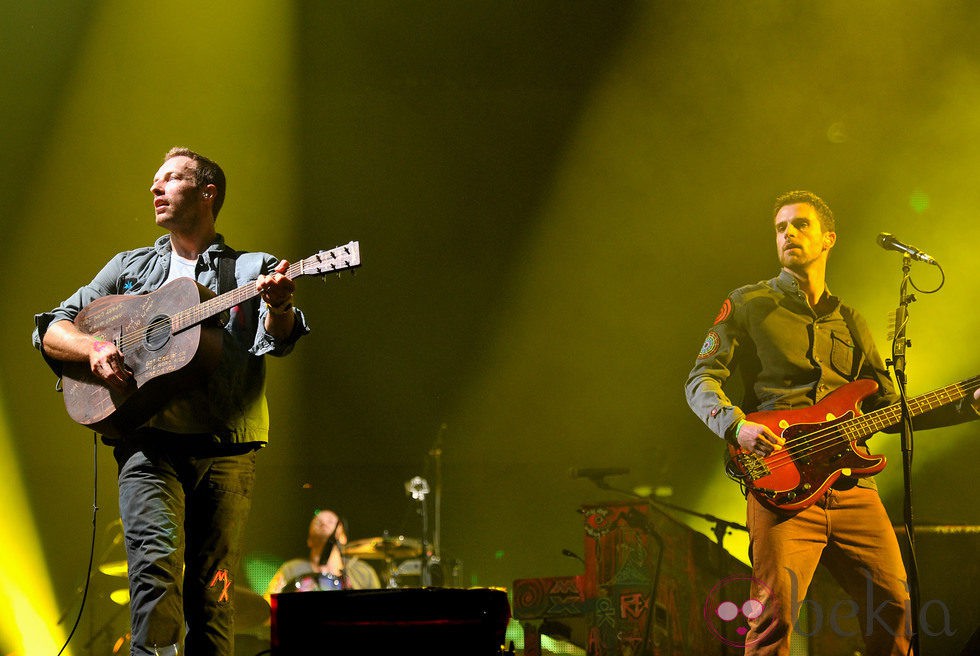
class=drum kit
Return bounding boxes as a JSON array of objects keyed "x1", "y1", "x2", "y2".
[
  {"x1": 279, "y1": 533, "x2": 428, "y2": 592},
  {"x1": 344, "y1": 534, "x2": 427, "y2": 588}
]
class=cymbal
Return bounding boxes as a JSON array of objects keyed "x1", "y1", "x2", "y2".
[
  {"x1": 99, "y1": 560, "x2": 128, "y2": 577},
  {"x1": 235, "y1": 588, "x2": 270, "y2": 630},
  {"x1": 344, "y1": 536, "x2": 422, "y2": 560}
]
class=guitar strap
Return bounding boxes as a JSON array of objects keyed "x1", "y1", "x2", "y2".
[
  {"x1": 217, "y1": 253, "x2": 239, "y2": 295},
  {"x1": 215, "y1": 253, "x2": 240, "y2": 327}
]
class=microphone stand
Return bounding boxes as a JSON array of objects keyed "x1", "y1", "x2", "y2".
[
  {"x1": 888, "y1": 253, "x2": 920, "y2": 655},
  {"x1": 406, "y1": 476, "x2": 432, "y2": 585},
  {"x1": 429, "y1": 424, "x2": 446, "y2": 563}
]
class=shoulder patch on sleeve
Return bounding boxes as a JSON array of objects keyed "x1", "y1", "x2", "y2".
[
  {"x1": 698, "y1": 330, "x2": 721, "y2": 360},
  {"x1": 713, "y1": 298, "x2": 733, "y2": 325}
]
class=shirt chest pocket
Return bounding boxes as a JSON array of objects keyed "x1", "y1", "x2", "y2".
[{"x1": 829, "y1": 331, "x2": 859, "y2": 379}]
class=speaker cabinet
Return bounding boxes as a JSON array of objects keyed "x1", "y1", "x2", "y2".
[{"x1": 270, "y1": 587, "x2": 510, "y2": 655}]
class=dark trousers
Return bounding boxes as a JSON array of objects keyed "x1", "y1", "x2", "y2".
[{"x1": 114, "y1": 440, "x2": 256, "y2": 655}]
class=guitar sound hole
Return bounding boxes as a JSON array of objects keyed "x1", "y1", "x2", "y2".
[{"x1": 144, "y1": 314, "x2": 173, "y2": 351}]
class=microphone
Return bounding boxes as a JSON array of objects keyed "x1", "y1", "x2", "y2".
[
  {"x1": 318, "y1": 534, "x2": 337, "y2": 567},
  {"x1": 876, "y1": 232, "x2": 937, "y2": 265},
  {"x1": 569, "y1": 467, "x2": 630, "y2": 480}
]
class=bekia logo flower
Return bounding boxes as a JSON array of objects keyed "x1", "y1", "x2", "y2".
[{"x1": 703, "y1": 575, "x2": 777, "y2": 648}]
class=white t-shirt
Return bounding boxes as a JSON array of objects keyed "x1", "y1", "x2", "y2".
[{"x1": 165, "y1": 251, "x2": 198, "y2": 283}]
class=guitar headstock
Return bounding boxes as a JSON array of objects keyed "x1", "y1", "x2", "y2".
[{"x1": 296, "y1": 241, "x2": 361, "y2": 277}]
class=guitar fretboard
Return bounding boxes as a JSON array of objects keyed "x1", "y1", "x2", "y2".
[
  {"x1": 169, "y1": 245, "x2": 359, "y2": 333},
  {"x1": 841, "y1": 376, "x2": 980, "y2": 443}
]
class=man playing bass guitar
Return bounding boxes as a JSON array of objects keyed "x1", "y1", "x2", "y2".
[{"x1": 685, "y1": 190, "x2": 979, "y2": 655}]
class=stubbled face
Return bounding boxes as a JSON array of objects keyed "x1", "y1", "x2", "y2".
[
  {"x1": 774, "y1": 202, "x2": 834, "y2": 271},
  {"x1": 150, "y1": 155, "x2": 208, "y2": 231}
]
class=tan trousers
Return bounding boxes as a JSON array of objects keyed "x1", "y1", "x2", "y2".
[{"x1": 744, "y1": 486, "x2": 911, "y2": 656}]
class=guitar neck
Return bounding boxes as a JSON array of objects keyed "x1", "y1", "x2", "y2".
[
  {"x1": 171, "y1": 280, "x2": 266, "y2": 333},
  {"x1": 170, "y1": 243, "x2": 360, "y2": 333},
  {"x1": 853, "y1": 375, "x2": 980, "y2": 437}
]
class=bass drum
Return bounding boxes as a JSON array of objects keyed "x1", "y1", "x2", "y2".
[
  {"x1": 390, "y1": 558, "x2": 421, "y2": 587},
  {"x1": 281, "y1": 572, "x2": 344, "y2": 592},
  {"x1": 390, "y1": 557, "x2": 444, "y2": 588}
]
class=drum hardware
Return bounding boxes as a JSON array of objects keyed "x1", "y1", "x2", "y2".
[
  {"x1": 405, "y1": 475, "x2": 435, "y2": 586},
  {"x1": 282, "y1": 572, "x2": 344, "y2": 592},
  {"x1": 344, "y1": 535, "x2": 422, "y2": 560},
  {"x1": 235, "y1": 587, "x2": 271, "y2": 630},
  {"x1": 99, "y1": 560, "x2": 129, "y2": 577},
  {"x1": 109, "y1": 588, "x2": 130, "y2": 605},
  {"x1": 98, "y1": 519, "x2": 128, "y2": 577}
]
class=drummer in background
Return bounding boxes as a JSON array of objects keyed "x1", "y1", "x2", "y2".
[{"x1": 265, "y1": 508, "x2": 381, "y2": 597}]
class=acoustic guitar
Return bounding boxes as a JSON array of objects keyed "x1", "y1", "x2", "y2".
[{"x1": 61, "y1": 241, "x2": 360, "y2": 438}]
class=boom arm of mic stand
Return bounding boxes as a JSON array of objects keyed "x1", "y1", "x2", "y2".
[{"x1": 581, "y1": 478, "x2": 746, "y2": 547}]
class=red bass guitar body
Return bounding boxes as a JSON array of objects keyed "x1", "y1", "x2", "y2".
[{"x1": 726, "y1": 374, "x2": 978, "y2": 513}]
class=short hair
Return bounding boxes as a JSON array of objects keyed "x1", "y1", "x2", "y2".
[
  {"x1": 772, "y1": 190, "x2": 835, "y2": 232},
  {"x1": 164, "y1": 146, "x2": 226, "y2": 218}
]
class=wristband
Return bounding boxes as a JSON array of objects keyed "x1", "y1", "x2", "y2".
[{"x1": 267, "y1": 300, "x2": 294, "y2": 316}]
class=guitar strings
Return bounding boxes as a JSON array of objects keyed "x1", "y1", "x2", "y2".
[
  {"x1": 757, "y1": 379, "x2": 980, "y2": 476},
  {"x1": 107, "y1": 261, "x2": 311, "y2": 354},
  {"x1": 111, "y1": 290, "x2": 251, "y2": 354},
  {"x1": 753, "y1": 378, "x2": 980, "y2": 478},
  {"x1": 774, "y1": 375, "x2": 980, "y2": 455},
  {"x1": 100, "y1": 248, "x2": 357, "y2": 355},
  {"x1": 746, "y1": 376, "x2": 980, "y2": 477}
]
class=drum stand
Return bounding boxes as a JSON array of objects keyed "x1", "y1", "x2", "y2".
[{"x1": 405, "y1": 475, "x2": 433, "y2": 586}]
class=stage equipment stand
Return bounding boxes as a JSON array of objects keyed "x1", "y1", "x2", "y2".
[{"x1": 888, "y1": 252, "x2": 920, "y2": 655}]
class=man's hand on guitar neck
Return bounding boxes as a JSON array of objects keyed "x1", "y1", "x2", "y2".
[
  {"x1": 736, "y1": 419, "x2": 786, "y2": 457},
  {"x1": 256, "y1": 259, "x2": 297, "y2": 339}
]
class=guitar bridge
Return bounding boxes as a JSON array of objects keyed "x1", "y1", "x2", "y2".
[{"x1": 734, "y1": 453, "x2": 771, "y2": 481}]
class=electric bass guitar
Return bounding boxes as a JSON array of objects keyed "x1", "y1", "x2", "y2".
[
  {"x1": 726, "y1": 374, "x2": 979, "y2": 512},
  {"x1": 60, "y1": 241, "x2": 361, "y2": 438}
]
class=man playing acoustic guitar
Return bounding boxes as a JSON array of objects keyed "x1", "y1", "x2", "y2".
[
  {"x1": 685, "y1": 190, "x2": 979, "y2": 655},
  {"x1": 33, "y1": 147, "x2": 310, "y2": 655}
]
